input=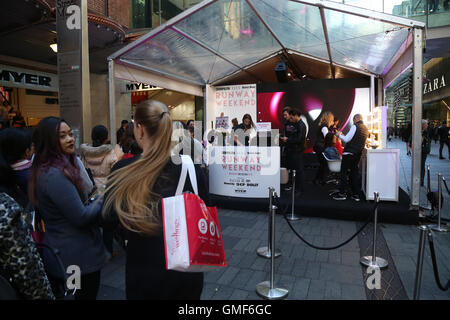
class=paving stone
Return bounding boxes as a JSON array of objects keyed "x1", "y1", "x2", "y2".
[
  {"x1": 229, "y1": 289, "x2": 249, "y2": 300},
  {"x1": 307, "y1": 279, "x2": 326, "y2": 300},
  {"x1": 319, "y1": 263, "x2": 363, "y2": 285},
  {"x1": 341, "y1": 284, "x2": 366, "y2": 300},
  {"x1": 217, "y1": 266, "x2": 240, "y2": 285},
  {"x1": 328, "y1": 250, "x2": 341, "y2": 264},
  {"x1": 212, "y1": 285, "x2": 234, "y2": 300},
  {"x1": 304, "y1": 261, "x2": 321, "y2": 280},
  {"x1": 325, "y1": 281, "x2": 341, "y2": 300},
  {"x1": 289, "y1": 278, "x2": 310, "y2": 300}
]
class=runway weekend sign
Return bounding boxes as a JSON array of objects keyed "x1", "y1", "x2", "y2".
[{"x1": 208, "y1": 146, "x2": 280, "y2": 198}]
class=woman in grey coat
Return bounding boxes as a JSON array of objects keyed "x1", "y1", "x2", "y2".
[{"x1": 28, "y1": 117, "x2": 107, "y2": 300}]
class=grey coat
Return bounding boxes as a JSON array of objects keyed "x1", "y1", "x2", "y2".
[{"x1": 36, "y1": 167, "x2": 107, "y2": 277}]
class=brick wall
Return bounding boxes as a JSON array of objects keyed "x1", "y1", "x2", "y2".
[{"x1": 88, "y1": 0, "x2": 130, "y2": 29}]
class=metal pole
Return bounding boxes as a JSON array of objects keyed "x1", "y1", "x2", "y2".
[
  {"x1": 257, "y1": 188, "x2": 281, "y2": 258},
  {"x1": 256, "y1": 204, "x2": 289, "y2": 300},
  {"x1": 287, "y1": 170, "x2": 301, "y2": 221},
  {"x1": 430, "y1": 174, "x2": 448, "y2": 232},
  {"x1": 410, "y1": 27, "x2": 424, "y2": 208},
  {"x1": 360, "y1": 192, "x2": 389, "y2": 269},
  {"x1": 413, "y1": 225, "x2": 429, "y2": 300}
]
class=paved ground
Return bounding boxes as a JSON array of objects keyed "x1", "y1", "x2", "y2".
[{"x1": 98, "y1": 137, "x2": 450, "y2": 300}]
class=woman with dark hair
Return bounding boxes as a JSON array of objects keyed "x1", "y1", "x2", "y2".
[
  {"x1": 233, "y1": 113, "x2": 256, "y2": 146},
  {"x1": 0, "y1": 128, "x2": 55, "y2": 300},
  {"x1": 120, "y1": 122, "x2": 142, "y2": 159},
  {"x1": 28, "y1": 117, "x2": 107, "y2": 300},
  {"x1": 0, "y1": 128, "x2": 33, "y2": 206},
  {"x1": 323, "y1": 132, "x2": 341, "y2": 160}
]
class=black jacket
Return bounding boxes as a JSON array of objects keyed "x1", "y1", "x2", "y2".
[
  {"x1": 343, "y1": 121, "x2": 369, "y2": 155},
  {"x1": 285, "y1": 120, "x2": 307, "y2": 153},
  {"x1": 104, "y1": 155, "x2": 211, "y2": 300}
]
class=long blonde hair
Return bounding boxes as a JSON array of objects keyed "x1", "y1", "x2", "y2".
[
  {"x1": 102, "y1": 100, "x2": 172, "y2": 235},
  {"x1": 319, "y1": 111, "x2": 334, "y2": 127}
]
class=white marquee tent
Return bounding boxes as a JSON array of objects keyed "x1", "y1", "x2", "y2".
[{"x1": 108, "y1": 0, "x2": 426, "y2": 208}]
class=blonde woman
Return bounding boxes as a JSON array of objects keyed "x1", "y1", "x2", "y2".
[
  {"x1": 313, "y1": 111, "x2": 334, "y2": 184},
  {"x1": 102, "y1": 100, "x2": 210, "y2": 300}
]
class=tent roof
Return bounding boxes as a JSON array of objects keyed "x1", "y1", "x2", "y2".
[{"x1": 109, "y1": 0, "x2": 425, "y2": 88}]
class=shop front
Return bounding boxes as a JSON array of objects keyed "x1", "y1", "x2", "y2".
[
  {"x1": 120, "y1": 79, "x2": 202, "y2": 124},
  {"x1": 0, "y1": 64, "x2": 59, "y2": 127},
  {"x1": 423, "y1": 57, "x2": 450, "y2": 125}
]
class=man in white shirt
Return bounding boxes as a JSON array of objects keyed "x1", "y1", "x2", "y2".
[{"x1": 332, "y1": 114, "x2": 368, "y2": 201}]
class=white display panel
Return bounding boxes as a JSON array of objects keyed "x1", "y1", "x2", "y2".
[
  {"x1": 364, "y1": 148, "x2": 400, "y2": 201},
  {"x1": 208, "y1": 146, "x2": 280, "y2": 198}
]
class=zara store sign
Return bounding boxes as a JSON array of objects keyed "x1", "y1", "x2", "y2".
[{"x1": 423, "y1": 74, "x2": 447, "y2": 94}]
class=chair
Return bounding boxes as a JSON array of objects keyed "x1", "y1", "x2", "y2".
[{"x1": 322, "y1": 152, "x2": 342, "y2": 196}]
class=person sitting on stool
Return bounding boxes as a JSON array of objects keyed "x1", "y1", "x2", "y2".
[
  {"x1": 332, "y1": 114, "x2": 368, "y2": 202},
  {"x1": 280, "y1": 108, "x2": 307, "y2": 194}
]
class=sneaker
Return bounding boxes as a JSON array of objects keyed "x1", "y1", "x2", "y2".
[
  {"x1": 333, "y1": 192, "x2": 347, "y2": 201},
  {"x1": 351, "y1": 194, "x2": 361, "y2": 202}
]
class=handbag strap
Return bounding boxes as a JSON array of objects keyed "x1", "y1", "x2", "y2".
[{"x1": 175, "y1": 155, "x2": 198, "y2": 196}]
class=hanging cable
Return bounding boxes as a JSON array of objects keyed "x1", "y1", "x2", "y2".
[{"x1": 273, "y1": 194, "x2": 376, "y2": 251}]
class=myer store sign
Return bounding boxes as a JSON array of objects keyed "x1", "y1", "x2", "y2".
[
  {"x1": 0, "y1": 64, "x2": 58, "y2": 91},
  {"x1": 121, "y1": 82, "x2": 161, "y2": 93}
]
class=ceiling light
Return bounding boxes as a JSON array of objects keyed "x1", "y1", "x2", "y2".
[{"x1": 50, "y1": 39, "x2": 57, "y2": 53}]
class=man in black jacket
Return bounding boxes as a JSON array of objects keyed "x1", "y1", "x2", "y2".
[
  {"x1": 437, "y1": 120, "x2": 449, "y2": 159},
  {"x1": 333, "y1": 114, "x2": 368, "y2": 201},
  {"x1": 280, "y1": 108, "x2": 307, "y2": 193}
]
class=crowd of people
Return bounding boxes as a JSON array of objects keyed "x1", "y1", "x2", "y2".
[
  {"x1": 0, "y1": 97, "x2": 448, "y2": 300},
  {"x1": 0, "y1": 100, "x2": 211, "y2": 300}
]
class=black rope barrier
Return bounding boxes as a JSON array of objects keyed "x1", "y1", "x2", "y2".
[
  {"x1": 427, "y1": 232, "x2": 450, "y2": 291},
  {"x1": 273, "y1": 195, "x2": 377, "y2": 251}
]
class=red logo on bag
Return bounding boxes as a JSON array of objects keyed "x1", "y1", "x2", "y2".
[
  {"x1": 209, "y1": 222, "x2": 216, "y2": 236},
  {"x1": 171, "y1": 218, "x2": 181, "y2": 254},
  {"x1": 198, "y1": 218, "x2": 208, "y2": 234}
]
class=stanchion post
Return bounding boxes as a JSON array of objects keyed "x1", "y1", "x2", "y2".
[
  {"x1": 256, "y1": 203, "x2": 289, "y2": 300},
  {"x1": 287, "y1": 169, "x2": 301, "y2": 221},
  {"x1": 360, "y1": 192, "x2": 388, "y2": 269},
  {"x1": 430, "y1": 174, "x2": 448, "y2": 233},
  {"x1": 413, "y1": 225, "x2": 429, "y2": 300},
  {"x1": 257, "y1": 187, "x2": 281, "y2": 259}
]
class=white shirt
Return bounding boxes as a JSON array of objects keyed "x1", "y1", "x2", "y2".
[{"x1": 338, "y1": 124, "x2": 357, "y2": 155}]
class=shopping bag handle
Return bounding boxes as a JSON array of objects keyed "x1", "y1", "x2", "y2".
[{"x1": 175, "y1": 155, "x2": 198, "y2": 196}]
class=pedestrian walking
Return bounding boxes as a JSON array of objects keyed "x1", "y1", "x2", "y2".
[
  {"x1": 102, "y1": 100, "x2": 210, "y2": 300},
  {"x1": 437, "y1": 120, "x2": 449, "y2": 159}
]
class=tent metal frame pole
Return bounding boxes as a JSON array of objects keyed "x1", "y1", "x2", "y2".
[
  {"x1": 118, "y1": 59, "x2": 204, "y2": 86},
  {"x1": 245, "y1": 0, "x2": 304, "y2": 79},
  {"x1": 410, "y1": 27, "x2": 423, "y2": 208},
  {"x1": 290, "y1": 0, "x2": 425, "y2": 28},
  {"x1": 108, "y1": 59, "x2": 116, "y2": 145},
  {"x1": 287, "y1": 49, "x2": 377, "y2": 77},
  {"x1": 319, "y1": 7, "x2": 335, "y2": 79}
]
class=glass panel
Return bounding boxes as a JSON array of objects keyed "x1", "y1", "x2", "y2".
[
  {"x1": 121, "y1": 28, "x2": 239, "y2": 84},
  {"x1": 249, "y1": 0, "x2": 329, "y2": 60},
  {"x1": 174, "y1": 0, "x2": 282, "y2": 69},
  {"x1": 324, "y1": 8, "x2": 410, "y2": 74}
]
